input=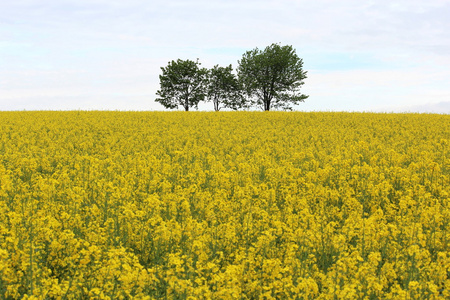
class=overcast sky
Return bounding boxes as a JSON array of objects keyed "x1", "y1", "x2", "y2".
[{"x1": 1, "y1": 0, "x2": 449, "y2": 112}]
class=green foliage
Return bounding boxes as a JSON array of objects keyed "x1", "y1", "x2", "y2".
[
  {"x1": 156, "y1": 44, "x2": 308, "y2": 111},
  {"x1": 237, "y1": 43, "x2": 308, "y2": 111},
  {"x1": 207, "y1": 65, "x2": 246, "y2": 111},
  {"x1": 156, "y1": 59, "x2": 208, "y2": 111}
]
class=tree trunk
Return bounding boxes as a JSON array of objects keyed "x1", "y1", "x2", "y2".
[
  {"x1": 184, "y1": 96, "x2": 189, "y2": 111},
  {"x1": 264, "y1": 99, "x2": 270, "y2": 111},
  {"x1": 214, "y1": 100, "x2": 219, "y2": 111}
]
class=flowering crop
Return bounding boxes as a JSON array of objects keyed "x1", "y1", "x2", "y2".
[{"x1": 0, "y1": 111, "x2": 449, "y2": 299}]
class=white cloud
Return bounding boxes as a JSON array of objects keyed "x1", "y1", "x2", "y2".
[
  {"x1": 0, "y1": 0, "x2": 449, "y2": 111},
  {"x1": 375, "y1": 101, "x2": 450, "y2": 114},
  {"x1": 301, "y1": 65, "x2": 450, "y2": 112}
]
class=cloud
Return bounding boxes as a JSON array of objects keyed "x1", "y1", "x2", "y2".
[
  {"x1": 376, "y1": 101, "x2": 450, "y2": 114},
  {"x1": 1, "y1": 0, "x2": 450, "y2": 111},
  {"x1": 300, "y1": 65, "x2": 450, "y2": 112}
]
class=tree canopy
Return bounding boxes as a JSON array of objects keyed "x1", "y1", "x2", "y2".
[
  {"x1": 237, "y1": 43, "x2": 308, "y2": 111},
  {"x1": 207, "y1": 65, "x2": 246, "y2": 111},
  {"x1": 155, "y1": 44, "x2": 308, "y2": 111},
  {"x1": 156, "y1": 59, "x2": 208, "y2": 111}
]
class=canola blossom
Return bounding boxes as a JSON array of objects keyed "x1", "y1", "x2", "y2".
[{"x1": 0, "y1": 111, "x2": 449, "y2": 299}]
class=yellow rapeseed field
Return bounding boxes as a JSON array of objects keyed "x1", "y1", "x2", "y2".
[{"x1": 0, "y1": 111, "x2": 449, "y2": 299}]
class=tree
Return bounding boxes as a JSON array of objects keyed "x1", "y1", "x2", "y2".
[
  {"x1": 237, "y1": 43, "x2": 308, "y2": 111},
  {"x1": 156, "y1": 59, "x2": 208, "y2": 111},
  {"x1": 207, "y1": 65, "x2": 246, "y2": 111}
]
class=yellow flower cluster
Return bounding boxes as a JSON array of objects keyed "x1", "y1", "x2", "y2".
[{"x1": 0, "y1": 111, "x2": 449, "y2": 299}]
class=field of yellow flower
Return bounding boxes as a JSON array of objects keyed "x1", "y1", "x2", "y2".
[{"x1": 0, "y1": 111, "x2": 449, "y2": 299}]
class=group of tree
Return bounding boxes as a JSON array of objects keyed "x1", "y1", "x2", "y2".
[{"x1": 156, "y1": 43, "x2": 308, "y2": 111}]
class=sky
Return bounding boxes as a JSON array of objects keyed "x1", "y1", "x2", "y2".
[{"x1": 1, "y1": 0, "x2": 449, "y2": 113}]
